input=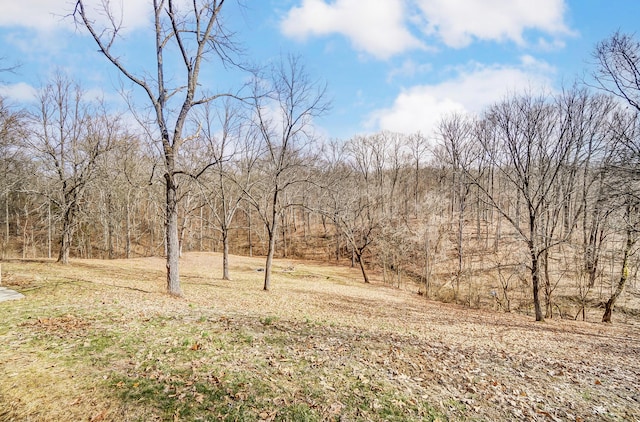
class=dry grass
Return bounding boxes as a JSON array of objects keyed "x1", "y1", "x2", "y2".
[{"x1": 0, "y1": 252, "x2": 639, "y2": 421}]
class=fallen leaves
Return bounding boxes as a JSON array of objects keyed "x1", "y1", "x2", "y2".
[
  {"x1": 28, "y1": 314, "x2": 92, "y2": 333},
  {"x1": 2, "y1": 255, "x2": 640, "y2": 421}
]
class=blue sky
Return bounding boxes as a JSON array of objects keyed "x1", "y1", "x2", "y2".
[{"x1": 0, "y1": 0, "x2": 638, "y2": 139}]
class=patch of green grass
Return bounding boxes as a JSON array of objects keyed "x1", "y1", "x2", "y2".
[
  {"x1": 0, "y1": 259, "x2": 456, "y2": 421},
  {"x1": 79, "y1": 333, "x2": 117, "y2": 358},
  {"x1": 275, "y1": 403, "x2": 320, "y2": 421},
  {"x1": 236, "y1": 329, "x2": 255, "y2": 345},
  {"x1": 334, "y1": 371, "x2": 449, "y2": 421},
  {"x1": 112, "y1": 368, "x2": 277, "y2": 420},
  {"x1": 260, "y1": 315, "x2": 279, "y2": 326},
  {"x1": 444, "y1": 398, "x2": 467, "y2": 413}
]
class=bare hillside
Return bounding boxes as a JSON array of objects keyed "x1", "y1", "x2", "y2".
[{"x1": 1, "y1": 253, "x2": 639, "y2": 421}]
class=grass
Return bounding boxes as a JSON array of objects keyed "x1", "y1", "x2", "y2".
[{"x1": 0, "y1": 252, "x2": 639, "y2": 421}]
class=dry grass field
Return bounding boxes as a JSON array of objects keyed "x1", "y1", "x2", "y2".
[{"x1": 0, "y1": 252, "x2": 639, "y2": 421}]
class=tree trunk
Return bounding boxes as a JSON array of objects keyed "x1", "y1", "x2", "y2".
[
  {"x1": 222, "y1": 228, "x2": 230, "y2": 280},
  {"x1": 351, "y1": 245, "x2": 355, "y2": 268},
  {"x1": 264, "y1": 182, "x2": 281, "y2": 290},
  {"x1": 47, "y1": 199, "x2": 52, "y2": 259},
  {"x1": 264, "y1": 226, "x2": 277, "y2": 291},
  {"x1": 165, "y1": 173, "x2": 181, "y2": 297},
  {"x1": 107, "y1": 193, "x2": 114, "y2": 259},
  {"x1": 456, "y1": 203, "x2": 464, "y2": 302},
  {"x1": 247, "y1": 207, "x2": 253, "y2": 257},
  {"x1": 529, "y1": 243, "x2": 544, "y2": 322},
  {"x1": 4, "y1": 190, "x2": 8, "y2": 242},
  {"x1": 125, "y1": 192, "x2": 131, "y2": 259},
  {"x1": 58, "y1": 224, "x2": 71, "y2": 264},
  {"x1": 281, "y1": 212, "x2": 287, "y2": 258},
  {"x1": 357, "y1": 251, "x2": 370, "y2": 284},
  {"x1": 543, "y1": 249, "x2": 552, "y2": 319},
  {"x1": 22, "y1": 206, "x2": 28, "y2": 259},
  {"x1": 602, "y1": 224, "x2": 634, "y2": 323},
  {"x1": 424, "y1": 231, "x2": 431, "y2": 298},
  {"x1": 57, "y1": 203, "x2": 76, "y2": 264},
  {"x1": 4, "y1": 190, "x2": 9, "y2": 258}
]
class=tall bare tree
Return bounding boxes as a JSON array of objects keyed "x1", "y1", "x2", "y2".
[
  {"x1": 469, "y1": 93, "x2": 587, "y2": 321},
  {"x1": 329, "y1": 134, "x2": 390, "y2": 284},
  {"x1": 0, "y1": 97, "x2": 26, "y2": 258},
  {"x1": 195, "y1": 100, "x2": 251, "y2": 280},
  {"x1": 74, "y1": 0, "x2": 243, "y2": 295},
  {"x1": 436, "y1": 113, "x2": 477, "y2": 302},
  {"x1": 601, "y1": 110, "x2": 640, "y2": 322},
  {"x1": 590, "y1": 32, "x2": 640, "y2": 322},
  {"x1": 246, "y1": 55, "x2": 328, "y2": 290},
  {"x1": 29, "y1": 74, "x2": 118, "y2": 263}
]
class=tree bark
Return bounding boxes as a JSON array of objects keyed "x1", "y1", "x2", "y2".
[
  {"x1": 47, "y1": 199, "x2": 52, "y2": 259},
  {"x1": 125, "y1": 191, "x2": 131, "y2": 259},
  {"x1": 107, "y1": 193, "x2": 114, "y2": 259},
  {"x1": 248, "y1": 207, "x2": 253, "y2": 258},
  {"x1": 357, "y1": 251, "x2": 370, "y2": 284},
  {"x1": 222, "y1": 229, "x2": 230, "y2": 280},
  {"x1": 602, "y1": 224, "x2": 634, "y2": 323},
  {"x1": 529, "y1": 240, "x2": 544, "y2": 322},
  {"x1": 58, "y1": 224, "x2": 71, "y2": 264},
  {"x1": 165, "y1": 172, "x2": 181, "y2": 296},
  {"x1": 543, "y1": 249, "x2": 553, "y2": 319},
  {"x1": 264, "y1": 225, "x2": 277, "y2": 291}
]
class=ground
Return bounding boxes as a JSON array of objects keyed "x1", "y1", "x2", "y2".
[{"x1": 0, "y1": 252, "x2": 638, "y2": 421}]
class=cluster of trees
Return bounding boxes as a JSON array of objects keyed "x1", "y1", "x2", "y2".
[{"x1": 1, "y1": 1, "x2": 639, "y2": 323}]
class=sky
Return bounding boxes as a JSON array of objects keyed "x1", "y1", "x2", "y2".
[{"x1": 0, "y1": 0, "x2": 638, "y2": 140}]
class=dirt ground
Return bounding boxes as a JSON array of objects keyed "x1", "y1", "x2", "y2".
[{"x1": 0, "y1": 252, "x2": 639, "y2": 421}]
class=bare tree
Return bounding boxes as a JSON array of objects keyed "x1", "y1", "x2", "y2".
[
  {"x1": 195, "y1": 100, "x2": 250, "y2": 280},
  {"x1": 590, "y1": 33, "x2": 640, "y2": 322},
  {"x1": 469, "y1": 93, "x2": 586, "y2": 321},
  {"x1": 592, "y1": 32, "x2": 640, "y2": 112},
  {"x1": 327, "y1": 134, "x2": 391, "y2": 284},
  {"x1": 0, "y1": 97, "x2": 26, "y2": 258},
  {"x1": 601, "y1": 110, "x2": 640, "y2": 322},
  {"x1": 436, "y1": 113, "x2": 477, "y2": 302},
  {"x1": 29, "y1": 73, "x2": 118, "y2": 263},
  {"x1": 328, "y1": 173, "x2": 380, "y2": 284},
  {"x1": 245, "y1": 55, "x2": 329, "y2": 290},
  {"x1": 74, "y1": 0, "x2": 241, "y2": 295},
  {"x1": 602, "y1": 197, "x2": 638, "y2": 323}
]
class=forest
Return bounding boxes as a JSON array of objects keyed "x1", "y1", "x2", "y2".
[{"x1": 1, "y1": 1, "x2": 640, "y2": 326}]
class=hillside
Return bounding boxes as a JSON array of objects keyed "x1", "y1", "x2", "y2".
[{"x1": 0, "y1": 253, "x2": 639, "y2": 421}]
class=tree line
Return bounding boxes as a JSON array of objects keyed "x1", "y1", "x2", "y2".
[{"x1": 1, "y1": 1, "x2": 639, "y2": 323}]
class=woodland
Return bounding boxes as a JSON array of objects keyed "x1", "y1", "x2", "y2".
[{"x1": 1, "y1": 1, "x2": 640, "y2": 326}]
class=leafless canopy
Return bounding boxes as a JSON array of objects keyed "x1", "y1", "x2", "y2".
[
  {"x1": 592, "y1": 31, "x2": 640, "y2": 112},
  {"x1": 73, "y1": 0, "x2": 243, "y2": 296}
]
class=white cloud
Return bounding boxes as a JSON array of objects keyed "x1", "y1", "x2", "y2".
[
  {"x1": 281, "y1": 0, "x2": 572, "y2": 58},
  {"x1": 0, "y1": 0, "x2": 152, "y2": 32},
  {"x1": 370, "y1": 57, "x2": 555, "y2": 135},
  {"x1": 415, "y1": 0, "x2": 571, "y2": 48},
  {"x1": 280, "y1": 0, "x2": 424, "y2": 60},
  {"x1": 0, "y1": 82, "x2": 37, "y2": 102}
]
